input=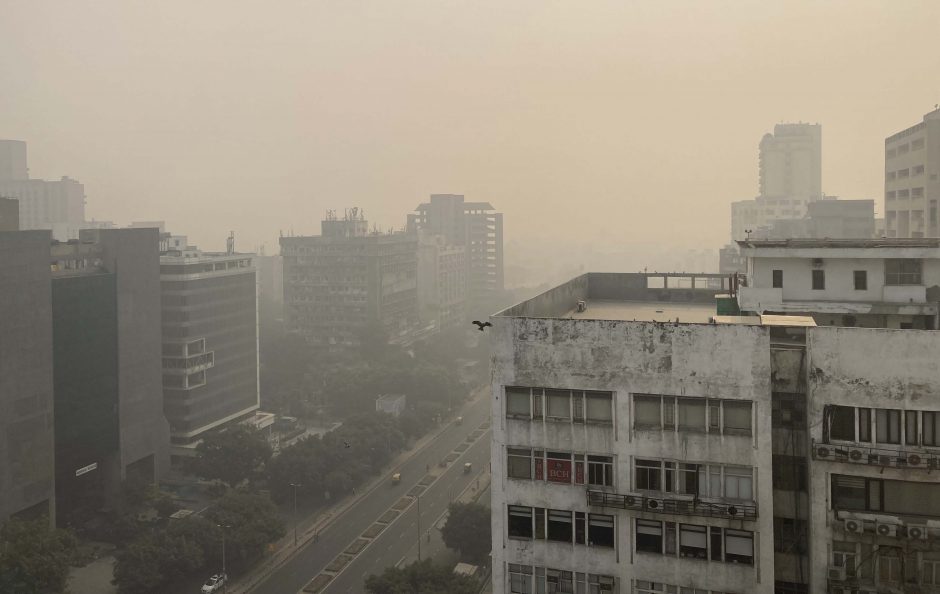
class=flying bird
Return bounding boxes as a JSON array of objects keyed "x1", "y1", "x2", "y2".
[
  {"x1": 343, "y1": 441, "x2": 351, "y2": 449},
  {"x1": 472, "y1": 320, "x2": 492, "y2": 331}
]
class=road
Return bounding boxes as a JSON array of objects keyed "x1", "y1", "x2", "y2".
[
  {"x1": 324, "y1": 432, "x2": 491, "y2": 593},
  {"x1": 249, "y1": 393, "x2": 492, "y2": 594}
]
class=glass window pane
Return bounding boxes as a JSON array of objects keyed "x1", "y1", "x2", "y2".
[
  {"x1": 546, "y1": 389, "x2": 571, "y2": 419},
  {"x1": 507, "y1": 388, "x2": 530, "y2": 417},
  {"x1": 723, "y1": 401, "x2": 752, "y2": 434},
  {"x1": 635, "y1": 395, "x2": 661, "y2": 428},
  {"x1": 829, "y1": 405, "x2": 855, "y2": 440},
  {"x1": 677, "y1": 398, "x2": 706, "y2": 431},
  {"x1": 585, "y1": 392, "x2": 613, "y2": 422}
]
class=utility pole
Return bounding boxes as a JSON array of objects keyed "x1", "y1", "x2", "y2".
[
  {"x1": 218, "y1": 523, "x2": 230, "y2": 594},
  {"x1": 417, "y1": 494, "x2": 421, "y2": 561},
  {"x1": 290, "y1": 483, "x2": 302, "y2": 546}
]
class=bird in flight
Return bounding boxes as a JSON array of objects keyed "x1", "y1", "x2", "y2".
[
  {"x1": 343, "y1": 441, "x2": 351, "y2": 448},
  {"x1": 472, "y1": 320, "x2": 492, "y2": 331}
]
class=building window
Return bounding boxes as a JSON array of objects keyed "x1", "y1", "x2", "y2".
[
  {"x1": 772, "y1": 269, "x2": 783, "y2": 288},
  {"x1": 547, "y1": 509, "x2": 573, "y2": 542},
  {"x1": 679, "y1": 524, "x2": 708, "y2": 559},
  {"x1": 853, "y1": 270, "x2": 867, "y2": 291},
  {"x1": 506, "y1": 386, "x2": 613, "y2": 425},
  {"x1": 545, "y1": 452, "x2": 573, "y2": 484},
  {"x1": 724, "y1": 529, "x2": 754, "y2": 564},
  {"x1": 876, "y1": 409, "x2": 901, "y2": 444},
  {"x1": 772, "y1": 393, "x2": 805, "y2": 428},
  {"x1": 508, "y1": 506, "x2": 533, "y2": 538},
  {"x1": 636, "y1": 459, "x2": 663, "y2": 491},
  {"x1": 635, "y1": 519, "x2": 663, "y2": 553},
  {"x1": 585, "y1": 391, "x2": 613, "y2": 423},
  {"x1": 507, "y1": 448, "x2": 533, "y2": 479},
  {"x1": 546, "y1": 389, "x2": 571, "y2": 420},
  {"x1": 811, "y1": 269, "x2": 825, "y2": 290},
  {"x1": 588, "y1": 514, "x2": 615, "y2": 548},
  {"x1": 829, "y1": 405, "x2": 856, "y2": 441},
  {"x1": 634, "y1": 395, "x2": 752, "y2": 436},
  {"x1": 913, "y1": 187, "x2": 925, "y2": 198},
  {"x1": 634, "y1": 459, "x2": 753, "y2": 500},
  {"x1": 587, "y1": 455, "x2": 614, "y2": 487},
  {"x1": 925, "y1": 412, "x2": 940, "y2": 446},
  {"x1": 507, "y1": 387, "x2": 532, "y2": 418},
  {"x1": 885, "y1": 259, "x2": 922, "y2": 285},
  {"x1": 912, "y1": 138, "x2": 925, "y2": 151},
  {"x1": 508, "y1": 564, "x2": 533, "y2": 594}
]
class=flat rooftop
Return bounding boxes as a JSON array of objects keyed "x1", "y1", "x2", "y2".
[
  {"x1": 737, "y1": 238, "x2": 940, "y2": 249},
  {"x1": 564, "y1": 300, "x2": 716, "y2": 323}
]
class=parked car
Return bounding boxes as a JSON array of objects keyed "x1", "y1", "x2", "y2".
[{"x1": 201, "y1": 573, "x2": 227, "y2": 593}]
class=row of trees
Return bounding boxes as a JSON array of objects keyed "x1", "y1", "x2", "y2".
[
  {"x1": 113, "y1": 489, "x2": 284, "y2": 594},
  {"x1": 365, "y1": 559, "x2": 479, "y2": 594},
  {"x1": 0, "y1": 518, "x2": 76, "y2": 594}
]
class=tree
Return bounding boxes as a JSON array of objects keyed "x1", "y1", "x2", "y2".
[
  {"x1": 113, "y1": 529, "x2": 204, "y2": 594},
  {"x1": 440, "y1": 502, "x2": 491, "y2": 564},
  {"x1": 187, "y1": 426, "x2": 272, "y2": 486},
  {"x1": 0, "y1": 517, "x2": 76, "y2": 594},
  {"x1": 204, "y1": 489, "x2": 285, "y2": 570},
  {"x1": 365, "y1": 559, "x2": 478, "y2": 594}
]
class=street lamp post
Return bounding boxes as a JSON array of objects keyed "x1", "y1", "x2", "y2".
[
  {"x1": 416, "y1": 494, "x2": 421, "y2": 561},
  {"x1": 218, "y1": 523, "x2": 230, "y2": 594},
  {"x1": 290, "y1": 483, "x2": 302, "y2": 546}
]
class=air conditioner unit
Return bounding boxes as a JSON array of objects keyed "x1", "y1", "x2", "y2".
[
  {"x1": 849, "y1": 449, "x2": 864, "y2": 462},
  {"x1": 908, "y1": 453, "x2": 923, "y2": 466},
  {"x1": 906, "y1": 524, "x2": 928, "y2": 540},
  {"x1": 875, "y1": 522, "x2": 898, "y2": 538},
  {"x1": 844, "y1": 518, "x2": 865, "y2": 534},
  {"x1": 812, "y1": 258, "x2": 825, "y2": 268},
  {"x1": 828, "y1": 565, "x2": 847, "y2": 581},
  {"x1": 816, "y1": 445, "x2": 831, "y2": 458},
  {"x1": 646, "y1": 499, "x2": 660, "y2": 510}
]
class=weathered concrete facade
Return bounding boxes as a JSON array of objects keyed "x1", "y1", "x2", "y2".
[{"x1": 490, "y1": 273, "x2": 776, "y2": 594}]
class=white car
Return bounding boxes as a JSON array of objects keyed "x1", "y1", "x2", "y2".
[{"x1": 201, "y1": 574, "x2": 227, "y2": 593}]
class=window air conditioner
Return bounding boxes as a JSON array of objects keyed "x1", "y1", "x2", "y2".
[
  {"x1": 816, "y1": 445, "x2": 831, "y2": 458},
  {"x1": 906, "y1": 524, "x2": 928, "y2": 540},
  {"x1": 844, "y1": 519, "x2": 864, "y2": 534},
  {"x1": 875, "y1": 522, "x2": 898, "y2": 538},
  {"x1": 828, "y1": 566, "x2": 847, "y2": 581}
]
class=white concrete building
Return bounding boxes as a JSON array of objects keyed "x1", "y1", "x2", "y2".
[
  {"x1": 884, "y1": 107, "x2": 940, "y2": 238},
  {"x1": 736, "y1": 238, "x2": 940, "y2": 329},
  {"x1": 0, "y1": 140, "x2": 86, "y2": 240},
  {"x1": 490, "y1": 273, "x2": 779, "y2": 594},
  {"x1": 490, "y1": 270, "x2": 940, "y2": 594}
]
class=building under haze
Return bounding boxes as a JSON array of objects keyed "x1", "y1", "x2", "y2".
[
  {"x1": 0, "y1": 197, "x2": 19, "y2": 231},
  {"x1": 490, "y1": 270, "x2": 940, "y2": 594},
  {"x1": 416, "y1": 230, "x2": 468, "y2": 330},
  {"x1": 408, "y1": 194, "x2": 503, "y2": 305},
  {"x1": 730, "y1": 123, "x2": 823, "y2": 243},
  {"x1": 736, "y1": 238, "x2": 940, "y2": 329},
  {"x1": 281, "y1": 208, "x2": 419, "y2": 349},
  {"x1": 0, "y1": 231, "x2": 56, "y2": 526},
  {"x1": 0, "y1": 228, "x2": 170, "y2": 528},
  {"x1": 884, "y1": 106, "x2": 940, "y2": 238},
  {"x1": 0, "y1": 140, "x2": 86, "y2": 240},
  {"x1": 156, "y1": 229, "x2": 260, "y2": 461}
]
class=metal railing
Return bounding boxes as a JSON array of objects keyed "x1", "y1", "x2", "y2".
[
  {"x1": 586, "y1": 489, "x2": 757, "y2": 520},
  {"x1": 812, "y1": 439, "x2": 940, "y2": 470}
]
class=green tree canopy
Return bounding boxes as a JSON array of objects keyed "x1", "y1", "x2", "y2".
[
  {"x1": 440, "y1": 502, "x2": 491, "y2": 564},
  {"x1": 365, "y1": 559, "x2": 479, "y2": 594},
  {"x1": 0, "y1": 517, "x2": 76, "y2": 594},
  {"x1": 204, "y1": 489, "x2": 285, "y2": 570},
  {"x1": 186, "y1": 426, "x2": 272, "y2": 486}
]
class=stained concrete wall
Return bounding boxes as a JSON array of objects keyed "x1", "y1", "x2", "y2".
[
  {"x1": 0, "y1": 231, "x2": 55, "y2": 525},
  {"x1": 490, "y1": 316, "x2": 775, "y2": 593},
  {"x1": 806, "y1": 326, "x2": 940, "y2": 592}
]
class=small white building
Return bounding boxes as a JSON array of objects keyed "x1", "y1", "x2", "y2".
[
  {"x1": 376, "y1": 394, "x2": 407, "y2": 417},
  {"x1": 737, "y1": 238, "x2": 940, "y2": 329}
]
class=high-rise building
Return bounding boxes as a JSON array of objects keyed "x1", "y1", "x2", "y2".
[
  {"x1": 730, "y1": 124, "x2": 823, "y2": 243},
  {"x1": 157, "y1": 231, "x2": 259, "y2": 460},
  {"x1": 0, "y1": 230, "x2": 56, "y2": 526},
  {"x1": 50, "y1": 229, "x2": 170, "y2": 525},
  {"x1": 0, "y1": 140, "x2": 85, "y2": 240},
  {"x1": 416, "y1": 230, "x2": 467, "y2": 330},
  {"x1": 884, "y1": 106, "x2": 940, "y2": 238},
  {"x1": 490, "y1": 269, "x2": 940, "y2": 594},
  {"x1": 408, "y1": 194, "x2": 504, "y2": 303},
  {"x1": 281, "y1": 209, "x2": 419, "y2": 349}
]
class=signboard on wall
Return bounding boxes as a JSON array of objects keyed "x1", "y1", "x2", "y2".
[
  {"x1": 546, "y1": 459, "x2": 571, "y2": 483},
  {"x1": 75, "y1": 462, "x2": 98, "y2": 477}
]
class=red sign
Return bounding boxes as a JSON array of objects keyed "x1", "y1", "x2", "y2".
[
  {"x1": 546, "y1": 459, "x2": 572, "y2": 483},
  {"x1": 535, "y1": 458, "x2": 544, "y2": 481},
  {"x1": 574, "y1": 461, "x2": 585, "y2": 485}
]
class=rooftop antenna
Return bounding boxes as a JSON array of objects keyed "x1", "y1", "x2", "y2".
[{"x1": 226, "y1": 231, "x2": 235, "y2": 254}]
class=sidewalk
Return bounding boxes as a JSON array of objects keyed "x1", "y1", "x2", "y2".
[{"x1": 229, "y1": 388, "x2": 487, "y2": 594}]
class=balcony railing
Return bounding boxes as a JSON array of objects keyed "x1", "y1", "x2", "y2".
[
  {"x1": 587, "y1": 489, "x2": 758, "y2": 520},
  {"x1": 812, "y1": 439, "x2": 940, "y2": 471}
]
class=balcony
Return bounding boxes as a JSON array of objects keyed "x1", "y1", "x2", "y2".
[
  {"x1": 812, "y1": 439, "x2": 940, "y2": 471},
  {"x1": 586, "y1": 489, "x2": 757, "y2": 520}
]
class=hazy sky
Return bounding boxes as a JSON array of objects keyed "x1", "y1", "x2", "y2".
[{"x1": 2, "y1": 1, "x2": 938, "y2": 253}]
